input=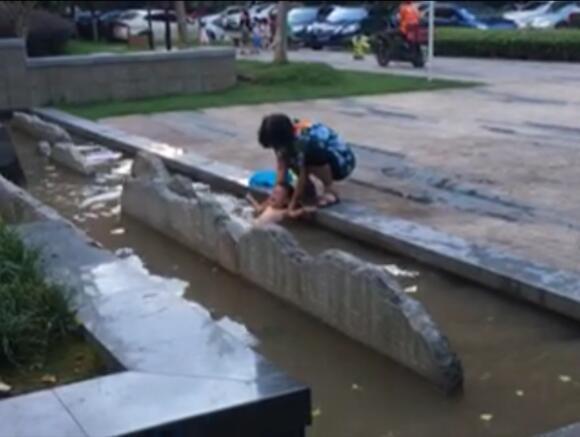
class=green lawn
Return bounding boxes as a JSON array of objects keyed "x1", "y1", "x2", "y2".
[
  {"x1": 64, "y1": 39, "x2": 133, "y2": 56},
  {"x1": 61, "y1": 61, "x2": 469, "y2": 120}
]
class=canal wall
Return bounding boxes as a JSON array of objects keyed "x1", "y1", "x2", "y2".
[
  {"x1": 122, "y1": 153, "x2": 464, "y2": 394},
  {"x1": 0, "y1": 38, "x2": 235, "y2": 110}
]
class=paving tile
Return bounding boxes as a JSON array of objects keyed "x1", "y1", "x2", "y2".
[
  {"x1": 55, "y1": 371, "x2": 307, "y2": 437},
  {"x1": 0, "y1": 390, "x2": 87, "y2": 437}
]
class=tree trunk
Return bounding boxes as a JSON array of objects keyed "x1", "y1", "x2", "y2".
[
  {"x1": 273, "y1": 1, "x2": 289, "y2": 64},
  {"x1": 146, "y1": 2, "x2": 155, "y2": 50},
  {"x1": 175, "y1": 0, "x2": 189, "y2": 48},
  {"x1": 89, "y1": 2, "x2": 99, "y2": 41},
  {"x1": 164, "y1": 5, "x2": 172, "y2": 51}
]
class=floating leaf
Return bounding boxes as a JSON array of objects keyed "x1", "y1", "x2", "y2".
[
  {"x1": 352, "y1": 383, "x2": 363, "y2": 391},
  {"x1": 516, "y1": 390, "x2": 525, "y2": 397},
  {"x1": 382, "y1": 265, "x2": 419, "y2": 278},
  {"x1": 110, "y1": 228, "x2": 125, "y2": 236},
  {"x1": 480, "y1": 414, "x2": 494, "y2": 422},
  {"x1": 0, "y1": 380, "x2": 12, "y2": 394},
  {"x1": 41, "y1": 374, "x2": 57, "y2": 385},
  {"x1": 312, "y1": 408, "x2": 322, "y2": 418},
  {"x1": 559, "y1": 375, "x2": 572, "y2": 383},
  {"x1": 404, "y1": 286, "x2": 418, "y2": 294}
]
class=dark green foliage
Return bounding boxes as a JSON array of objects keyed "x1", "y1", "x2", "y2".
[
  {"x1": 0, "y1": 222, "x2": 76, "y2": 368},
  {"x1": 436, "y1": 29, "x2": 580, "y2": 62}
]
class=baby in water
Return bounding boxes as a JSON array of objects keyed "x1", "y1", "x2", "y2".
[{"x1": 247, "y1": 183, "x2": 316, "y2": 226}]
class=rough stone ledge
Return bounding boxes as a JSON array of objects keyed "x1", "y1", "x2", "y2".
[
  {"x1": 32, "y1": 107, "x2": 580, "y2": 325},
  {"x1": 122, "y1": 155, "x2": 463, "y2": 394},
  {"x1": 0, "y1": 175, "x2": 311, "y2": 437}
]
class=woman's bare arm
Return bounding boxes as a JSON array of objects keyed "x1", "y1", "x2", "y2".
[
  {"x1": 276, "y1": 155, "x2": 287, "y2": 186},
  {"x1": 288, "y1": 167, "x2": 307, "y2": 212}
]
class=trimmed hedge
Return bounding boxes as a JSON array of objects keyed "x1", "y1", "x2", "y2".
[
  {"x1": 0, "y1": 10, "x2": 75, "y2": 57},
  {"x1": 435, "y1": 28, "x2": 580, "y2": 62}
]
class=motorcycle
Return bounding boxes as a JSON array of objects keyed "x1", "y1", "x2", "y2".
[{"x1": 373, "y1": 24, "x2": 428, "y2": 69}]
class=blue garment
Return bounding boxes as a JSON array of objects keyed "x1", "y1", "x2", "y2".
[
  {"x1": 278, "y1": 121, "x2": 356, "y2": 181},
  {"x1": 249, "y1": 170, "x2": 295, "y2": 190}
]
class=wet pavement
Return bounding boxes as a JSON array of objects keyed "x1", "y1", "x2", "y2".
[
  {"x1": 12, "y1": 131, "x2": 580, "y2": 437},
  {"x1": 101, "y1": 54, "x2": 580, "y2": 274}
]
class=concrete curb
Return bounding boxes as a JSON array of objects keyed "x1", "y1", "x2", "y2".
[{"x1": 31, "y1": 108, "x2": 580, "y2": 324}]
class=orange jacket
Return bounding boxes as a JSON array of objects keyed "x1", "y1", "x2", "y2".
[{"x1": 400, "y1": 3, "x2": 420, "y2": 35}]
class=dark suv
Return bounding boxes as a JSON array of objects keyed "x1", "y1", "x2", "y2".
[{"x1": 306, "y1": 6, "x2": 390, "y2": 49}]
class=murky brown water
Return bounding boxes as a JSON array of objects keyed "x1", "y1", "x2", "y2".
[{"x1": 14, "y1": 132, "x2": 580, "y2": 437}]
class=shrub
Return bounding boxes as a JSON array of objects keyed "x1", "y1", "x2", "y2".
[
  {"x1": 435, "y1": 28, "x2": 580, "y2": 62},
  {"x1": 0, "y1": 10, "x2": 75, "y2": 57},
  {"x1": 0, "y1": 222, "x2": 76, "y2": 368}
]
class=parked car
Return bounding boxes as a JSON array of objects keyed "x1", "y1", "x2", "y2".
[
  {"x1": 98, "y1": 10, "x2": 124, "y2": 41},
  {"x1": 218, "y1": 5, "x2": 245, "y2": 30},
  {"x1": 306, "y1": 6, "x2": 389, "y2": 49},
  {"x1": 252, "y1": 3, "x2": 277, "y2": 22},
  {"x1": 113, "y1": 9, "x2": 199, "y2": 44},
  {"x1": 288, "y1": 5, "x2": 335, "y2": 43},
  {"x1": 75, "y1": 10, "x2": 101, "y2": 40},
  {"x1": 504, "y1": 1, "x2": 554, "y2": 28},
  {"x1": 433, "y1": 3, "x2": 517, "y2": 29},
  {"x1": 199, "y1": 13, "x2": 229, "y2": 42},
  {"x1": 530, "y1": 1, "x2": 580, "y2": 28}
]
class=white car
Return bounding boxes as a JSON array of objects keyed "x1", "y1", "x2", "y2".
[
  {"x1": 531, "y1": 1, "x2": 580, "y2": 28},
  {"x1": 218, "y1": 6, "x2": 245, "y2": 30},
  {"x1": 504, "y1": 1, "x2": 553, "y2": 28},
  {"x1": 113, "y1": 9, "x2": 199, "y2": 44},
  {"x1": 252, "y1": 3, "x2": 276, "y2": 21},
  {"x1": 199, "y1": 13, "x2": 229, "y2": 43}
]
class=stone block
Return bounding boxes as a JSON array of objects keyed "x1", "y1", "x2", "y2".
[
  {"x1": 168, "y1": 174, "x2": 198, "y2": 198},
  {"x1": 215, "y1": 216, "x2": 250, "y2": 274},
  {"x1": 122, "y1": 178, "x2": 171, "y2": 232},
  {"x1": 0, "y1": 390, "x2": 86, "y2": 437},
  {"x1": 238, "y1": 226, "x2": 311, "y2": 305},
  {"x1": 132, "y1": 152, "x2": 170, "y2": 182},
  {"x1": 10, "y1": 112, "x2": 72, "y2": 143}
]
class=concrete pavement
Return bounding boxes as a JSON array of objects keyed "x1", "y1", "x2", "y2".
[{"x1": 102, "y1": 53, "x2": 580, "y2": 273}]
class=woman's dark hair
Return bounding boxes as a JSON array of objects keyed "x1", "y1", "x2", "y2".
[
  {"x1": 258, "y1": 114, "x2": 295, "y2": 151},
  {"x1": 277, "y1": 182, "x2": 295, "y2": 200}
]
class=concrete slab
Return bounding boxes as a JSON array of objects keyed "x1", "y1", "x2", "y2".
[
  {"x1": 540, "y1": 423, "x2": 580, "y2": 437},
  {"x1": 55, "y1": 371, "x2": 309, "y2": 437},
  {"x1": 0, "y1": 390, "x2": 88, "y2": 437}
]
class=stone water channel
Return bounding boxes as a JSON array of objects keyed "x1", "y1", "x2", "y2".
[{"x1": 12, "y1": 131, "x2": 580, "y2": 437}]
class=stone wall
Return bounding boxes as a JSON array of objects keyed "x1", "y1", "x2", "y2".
[
  {"x1": 0, "y1": 39, "x2": 236, "y2": 109},
  {"x1": 122, "y1": 154, "x2": 464, "y2": 394}
]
